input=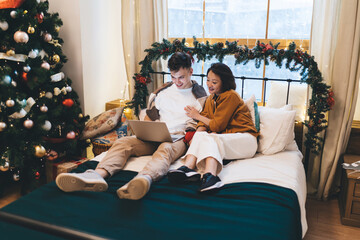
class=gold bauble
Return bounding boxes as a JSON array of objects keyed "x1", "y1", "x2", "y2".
[
  {"x1": 52, "y1": 54, "x2": 60, "y2": 63},
  {"x1": 34, "y1": 145, "x2": 46, "y2": 158},
  {"x1": 55, "y1": 25, "x2": 60, "y2": 32},
  {"x1": 0, "y1": 161, "x2": 9, "y2": 172},
  {"x1": 23, "y1": 10, "x2": 28, "y2": 14},
  {"x1": 78, "y1": 113, "x2": 84, "y2": 118},
  {"x1": 39, "y1": 91, "x2": 46, "y2": 98},
  {"x1": 123, "y1": 108, "x2": 133, "y2": 120},
  {"x1": 6, "y1": 49, "x2": 15, "y2": 56},
  {"x1": 27, "y1": 26, "x2": 35, "y2": 34}
]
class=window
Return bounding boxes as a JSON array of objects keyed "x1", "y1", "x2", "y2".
[{"x1": 168, "y1": 0, "x2": 313, "y2": 101}]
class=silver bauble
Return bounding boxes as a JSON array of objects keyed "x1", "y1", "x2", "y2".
[
  {"x1": 6, "y1": 99, "x2": 15, "y2": 107},
  {"x1": 23, "y1": 119, "x2": 34, "y2": 129}
]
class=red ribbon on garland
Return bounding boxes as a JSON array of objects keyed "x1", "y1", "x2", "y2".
[{"x1": 0, "y1": 0, "x2": 25, "y2": 9}]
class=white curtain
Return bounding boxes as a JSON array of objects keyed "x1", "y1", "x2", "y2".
[
  {"x1": 309, "y1": 0, "x2": 360, "y2": 199},
  {"x1": 122, "y1": 0, "x2": 168, "y2": 99}
]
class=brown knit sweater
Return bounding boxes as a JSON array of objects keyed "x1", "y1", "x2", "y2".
[{"x1": 197, "y1": 90, "x2": 259, "y2": 137}]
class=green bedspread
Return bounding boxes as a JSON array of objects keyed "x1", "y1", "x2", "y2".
[{"x1": 0, "y1": 161, "x2": 302, "y2": 240}]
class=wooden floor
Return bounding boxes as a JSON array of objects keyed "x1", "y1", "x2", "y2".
[{"x1": 0, "y1": 185, "x2": 360, "y2": 239}]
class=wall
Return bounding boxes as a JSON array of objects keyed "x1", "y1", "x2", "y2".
[
  {"x1": 354, "y1": 84, "x2": 360, "y2": 121},
  {"x1": 48, "y1": 0, "x2": 128, "y2": 118}
]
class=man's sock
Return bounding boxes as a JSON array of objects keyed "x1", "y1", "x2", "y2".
[{"x1": 117, "y1": 175, "x2": 152, "y2": 200}]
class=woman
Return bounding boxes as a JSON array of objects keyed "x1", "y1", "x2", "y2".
[{"x1": 167, "y1": 63, "x2": 259, "y2": 192}]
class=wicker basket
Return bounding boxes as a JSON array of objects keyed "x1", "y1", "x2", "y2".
[{"x1": 91, "y1": 141, "x2": 112, "y2": 156}]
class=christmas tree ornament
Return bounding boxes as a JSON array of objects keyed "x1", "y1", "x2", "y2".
[
  {"x1": 6, "y1": 99, "x2": 15, "y2": 107},
  {"x1": 2, "y1": 75, "x2": 11, "y2": 84},
  {"x1": 41, "y1": 120, "x2": 51, "y2": 131},
  {"x1": 0, "y1": 122, "x2": 7, "y2": 131},
  {"x1": 35, "y1": 12, "x2": 44, "y2": 23},
  {"x1": 34, "y1": 145, "x2": 46, "y2": 157},
  {"x1": 14, "y1": 31, "x2": 29, "y2": 43},
  {"x1": 41, "y1": 62, "x2": 50, "y2": 70},
  {"x1": 54, "y1": 87, "x2": 61, "y2": 96},
  {"x1": 65, "y1": 86, "x2": 72, "y2": 92},
  {"x1": 45, "y1": 92, "x2": 53, "y2": 99},
  {"x1": 10, "y1": 10, "x2": 17, "y2": 18},
  {"x1": 9, "y1": 108, "x2": 27, "y2": 119},
  {"x1": 66, "y1": 131, "x2": 76, "y2": 139},
  {"x1": 62, "y1": 99, "x2": 74, "y2": 108},
  {"x1": 43, "y1": 33, "x2": 52, "y2": 42},
  {"x1": 55, "y1": 25, "x2": 60, "y2": 32},
  {"x1": 0, "y1": 161, "x2": 10, "y2": 172},
  {"x1": 22, "y1": 72, "x2": 28, "y2": 81},
  {"x1": 35, "y1": 171, "x2": 40, "y2": 180},
  {"x1": 23, "y1": 119, "x2": 34, "y2": 129},
  {"x1": 39, "y1": 91, "x2": 45, "y2": 98},
  {"x1": 40, "y1": 104, "x2": 48, "y2": 112},
  {"x1": 23, "y1": 65, "x2": 31, "y2": 72},
  {"x1": 51, "y1": 54, "x2": 60, "y2": 63},
  {"x1": 78, "y1": 113, "x2": 83, "y2": 118},
  {"x1": 27, "y1": 26, "x2": 35, "y2": 34},
  {"x1": 13, "y1": 172, "x2": 20, "y2": 181},
  {"x1": 28, "y1": 49, "x2": 39, "y2": 58},
  {"x1": 0, "y1": 21, "x2": 9, "y2": 31},
  {"x1": 6, "y1": 49, "x2": 15, "y2": 56},
  {"x1": 61, "y1": 87, "x2": 67, "y2": 95},
  {"x1": 50, "y1": 72, "x2": 64, "y2": 82},
  {"x1": 17, "y1": 98, "x2": 27, "y2": 108},
  {"x1": 23, "y1": 10, "x2": 28, "y2": 14}
]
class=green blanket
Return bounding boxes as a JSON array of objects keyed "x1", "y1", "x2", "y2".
[{"x1": 0, "y1": 161, "x2": 302, "y2": 240}]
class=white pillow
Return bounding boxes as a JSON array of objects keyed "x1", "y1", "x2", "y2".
[
  {"x1": 244, "y1": 95, "x2": 256, "y2": 126},
  {"x1": 257, "y1": 105, "x2": 296, "y2": 155},
  {"x1": 244, "y1": 95, "x2": 260, "y2": 131},
  {"x1": 267, "y1": 81, "x2": 307, "y2": 122}
]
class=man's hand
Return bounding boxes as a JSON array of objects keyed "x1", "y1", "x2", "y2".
[{"x1": 184, "y1": 106, "x2": 201, "y2": 120}]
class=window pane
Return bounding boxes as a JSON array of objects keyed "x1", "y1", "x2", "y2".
[
  {"x1": 201, "y1": 56, "x2": 263, "y2": 100},
  {"x1": 204, "y1": 0, "x2": 267, "y2": 38},
  {"x1": 168, "y1": 0, "x2": 203, "y2": 38},
  {"x1": 268, "y1": 0, "x2": 313, "y2": 39}
]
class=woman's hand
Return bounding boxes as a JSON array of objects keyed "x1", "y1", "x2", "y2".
[{"x1": 184, "y1": 106, "x2": 201, "y2": 120}]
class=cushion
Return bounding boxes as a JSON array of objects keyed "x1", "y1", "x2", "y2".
[
  {"x1": 245, "y1": 95, "x2": 260, "y2": 131},
  {"x1": 267, "y1": 82, "x2": 307, "y2": 122},
  {"x1": 257, "y1": 105, "x2": 296, "y2": 155},
  {"x1": 80, "y1": 107, "x2": 124, "y2": 140},
  {"x1": 92, "y1": 122, "x2": 128, "y2": 145}
]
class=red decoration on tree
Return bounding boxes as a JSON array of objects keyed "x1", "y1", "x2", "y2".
[
  {"x1": 327, "y1": 89, "x2": 335, "y2": 109},
  {"x1": 22, "y1": 71, "x2": 28, "y2": 81},
  {"x1": 62, "y1": 98, "x2": 74, "y2": 107},
  {"x1": 35, "y1": 13, "x2": 44, "y2": 23},
  {"x1": 35, "y1": 171, "x2": 40, "y2": 180},
  {"x1": 135, "y1": 74, "x2": 151, "y2": 85}
]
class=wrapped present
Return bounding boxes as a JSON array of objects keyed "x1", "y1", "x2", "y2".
[
  {"x1": 46, "y1": 157, "x2": 89, "y2": 183},
  {"x1": 105, "y1": 99, "x2": 128, "y2": 111}
]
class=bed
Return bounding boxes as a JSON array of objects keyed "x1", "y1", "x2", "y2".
[{"x1": 0, "y1": 143, "x2": 306, "y2": 240}]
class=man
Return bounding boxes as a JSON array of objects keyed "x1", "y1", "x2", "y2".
[{"x1": 56, "y1": 52, "x2": 207, "y2": 200}]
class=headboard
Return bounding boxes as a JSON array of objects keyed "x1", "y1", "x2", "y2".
[{"x1": 127, "y1": 38, "x2": 333, "y2": 160}]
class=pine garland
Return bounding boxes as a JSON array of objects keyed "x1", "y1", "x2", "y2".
[{"x1": 127, "y1": 38, "x2": 334, "y2": 154}]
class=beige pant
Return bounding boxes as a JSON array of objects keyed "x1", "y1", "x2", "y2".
[{"x1": 96, "y1": 136, "x2": 187, "y2": 181}]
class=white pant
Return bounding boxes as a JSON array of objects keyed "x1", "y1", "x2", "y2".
[{"x1": 185, "y1": 132, "x2": 257, "y2": 175}]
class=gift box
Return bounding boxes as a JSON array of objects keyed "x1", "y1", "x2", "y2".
[
  {"x1": 105, "y1": 99, "x2": 128, "y2": 111},
  {"x1": 46, "y1": 157, "x2": 89, "y2": 183}
]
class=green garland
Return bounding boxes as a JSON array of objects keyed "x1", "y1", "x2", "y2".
[{"x1": 128, "y1": 38, "x2": 334, "y2": 154}]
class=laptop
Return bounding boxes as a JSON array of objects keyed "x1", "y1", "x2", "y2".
[{"x1": 128, "y1": 120, "x2": 184, "y2": 143}]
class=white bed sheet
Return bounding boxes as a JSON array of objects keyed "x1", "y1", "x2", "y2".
[{"x1": 92, "y1": 148, "x2": 307, "y2": 238}]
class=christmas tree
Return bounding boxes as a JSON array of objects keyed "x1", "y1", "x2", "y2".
[{"x1": 0, "y1": 0, "x2": 89, "y2": 192}]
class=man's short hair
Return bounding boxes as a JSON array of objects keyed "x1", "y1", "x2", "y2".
[{"x1": 168, "y1": 52, "x2": 192, "y2": 71}]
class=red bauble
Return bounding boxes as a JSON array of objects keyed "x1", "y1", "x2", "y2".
[
  {"x1": 22, "y1": 72, "x2": 28, "y2": 81},
  {"x1": 35, "y1": 13, "x2": 44, "y2": 23},
  {"x1": 35, "y1": 171, "x2": 40, "y2": 180},
  {"x1": 62, "y1": 98, "x2": 74, "y2": 107}
]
